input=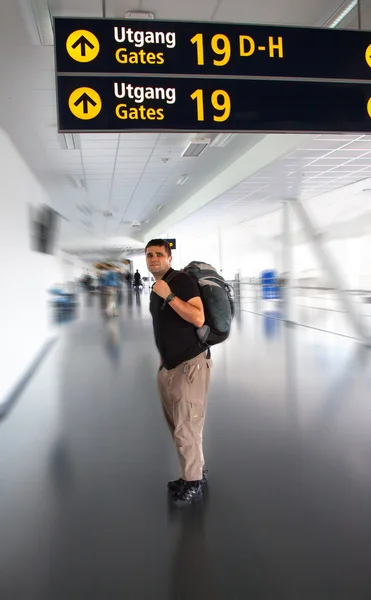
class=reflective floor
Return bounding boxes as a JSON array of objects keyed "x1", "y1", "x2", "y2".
[{"x1": 1, "y1": 290, "x2": 371, "y2": 599}]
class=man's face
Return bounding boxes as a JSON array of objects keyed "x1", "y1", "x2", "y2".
[{"x1": 146, "y1": 246, "x2": 172, "y2": 277}]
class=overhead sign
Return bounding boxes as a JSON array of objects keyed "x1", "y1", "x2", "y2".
[
  {"x1": 55, "y1": 17, "x2": 371, "y2": 81},
  {"x1": 164, "y1": 239, "x2": 176, "y2": 250},
  {"x1": 57, "y1": 75, "x2": 371, "y2": 134},
  {"x1": 68, "y1": 86, "x2": 102, "y2": 119},
  {"x1": 66, "y1": 29, "x2": 100, "y2": 63}
]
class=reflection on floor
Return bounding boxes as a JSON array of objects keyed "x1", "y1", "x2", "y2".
[
  {"x1": 240, "y1": 286, "x2": 371, "y2": 340},
  {"x1": 1, "y1": 289, "x2": 371, "y2": 599}
]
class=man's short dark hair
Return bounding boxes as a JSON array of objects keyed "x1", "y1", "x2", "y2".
[{"x1": 145, "y1": 239, "x2": 172, "y2": 257}]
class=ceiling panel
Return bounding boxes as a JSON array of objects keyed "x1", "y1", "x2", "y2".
[
  {"x1": 214, "y1": 0, "x2": 342, "y2": 25},
  {"x1": 170, "y1": 133, "x2": 371, "y2": 238},
  {"x1": 49, "y1": 0, "x2": 104, "y2": 17}
]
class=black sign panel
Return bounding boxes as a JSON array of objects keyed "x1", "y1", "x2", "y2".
[
  {"x1": 55, "y1": 17, "x2": 371, "y2": 81},
  {"x1": 164, "y1": 239, "x2": 176, "y2": 250},
  {"x1": 57, "y1": 75, "x2": 371, "y2": 134}
]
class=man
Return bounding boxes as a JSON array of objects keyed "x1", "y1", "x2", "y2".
[
  {"x1": 133, "y1": 269, "x2": 142, "y2": 289},
  {"x1": 146, "y1": 239, "x2": 212, "y2": 508}
]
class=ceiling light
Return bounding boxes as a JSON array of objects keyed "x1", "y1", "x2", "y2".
[
  {"x1": 156, "y1": 205, "x2": 164, "y2": 211},
  {"x1": 131, "y1": 222, "x2": 141, "y2": 229},
  {"x1": 210, "y1": 134, "x2": 234, "y2": 148},
  {"x1": 181, "y1": 138, "x2": 211, "y2": 158},
  {"x1": 176, "y1": 175, "x2": 190, "y2": 186},
  {"x1": 324, "y1": 0, "x2": 357, "y2": 28},
  {"x1": 58, "y1": 133, "x2": 80, "y2": 150},
  {"x1": 125, "y1": 11, "x2": 154, "y2": 19},
  {"x1": 21, "y1": 0, "x2": 54, "y2": 45}
]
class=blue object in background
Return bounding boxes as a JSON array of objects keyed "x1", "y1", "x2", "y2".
[
  {"x1": 261, "y1": 270, "x2": 280, "y2": 300},
  {"x1": 103, "y1": 270, "x2": 121, "y2": 288}
]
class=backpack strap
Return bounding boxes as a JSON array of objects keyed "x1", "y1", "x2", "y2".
[
  {"x1": 159, "y1": 270, "x2": 180, "y2": 310},
  {"x1": 163, "y1": 269, "x2": 179, "y2": 285}
]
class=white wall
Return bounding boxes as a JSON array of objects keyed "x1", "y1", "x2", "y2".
[
  {"x1": 0, "y1": 129, "x2": 63, "y2": 404},
  {"x1": 56, "y1": 250, "x2": 86, "y2": 285}
]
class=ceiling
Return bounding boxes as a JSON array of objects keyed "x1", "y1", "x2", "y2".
[
  {"x1": 172, "y1": 134, "x2": 371, "y2": 238},
  {"x1": 1, "y1": 0, "x2": 371, "y2": 257}
]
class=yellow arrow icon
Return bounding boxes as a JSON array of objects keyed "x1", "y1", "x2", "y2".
[
  {"x1": 68, "y1": 87, "x2": 102, "y2": 120},
  {"x1": 66, "y1": 30, "x2": 100, "y2": 63},
  {"x1": 366, "y1": 44, "x2": 371, "y2": 68}
]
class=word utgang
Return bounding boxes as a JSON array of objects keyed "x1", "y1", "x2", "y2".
[
  {"x1": 114, "y1": 83, "x2": 176, "y2": 104},
  {"x1": 113, "y1": 27, "x2": 176, "y2": 48}
]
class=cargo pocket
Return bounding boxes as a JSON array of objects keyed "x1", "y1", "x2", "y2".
[
  {"x1": 187, "y1": 402, "x2": 205, "y2": 425},
  {"x1": 186, "y1": 361, "x2": 203, "y2": 385},
  {"x1": 184, "y1": 361, "x2": 206, "y2": 425}
]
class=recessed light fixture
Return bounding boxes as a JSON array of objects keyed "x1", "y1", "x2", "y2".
[
  {"x1": 176, "y1": 175, "x2": 190, "y2": 186},
  {"x1": 21, "y1": 0, "x2": 54, "y2": 46},
  {"x1": 324, "y1": 0, "x2": 357, "y2": 28},
  {"x1": 210, "y1": 133, "x2": 234, "y2": 148},
  {"x1": 59, "y1": 133, "x2": 80, "y2": 151}
]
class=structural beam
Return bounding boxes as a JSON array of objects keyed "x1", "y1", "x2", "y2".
[
  {"x1": 289, "y1": 197, "x2": 371, "y2": 345},
  {"x1": 282, "y1": 200, "x2": 295, "y2": 324}
]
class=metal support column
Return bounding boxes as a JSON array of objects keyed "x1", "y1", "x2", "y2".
[
  {"x1": 282, "y1": 200, "x2": 295, "y2": 324},
  {"x1": 289, "y1": 197, "x2": 371, "y2": 345}
]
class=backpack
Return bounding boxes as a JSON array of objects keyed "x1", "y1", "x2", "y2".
[{"x1": 168, "y1": 262, "x2": 235, "y2": 346}]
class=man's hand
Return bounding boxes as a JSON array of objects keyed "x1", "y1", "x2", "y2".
[{"x1": 153, "y1": 280, "x2": 171, "y2": 299}]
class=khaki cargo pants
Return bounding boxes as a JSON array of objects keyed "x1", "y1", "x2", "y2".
[{"x1": 157, "y1": 351, "x2": 212, "y2": 482}]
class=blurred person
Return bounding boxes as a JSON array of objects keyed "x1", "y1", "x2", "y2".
[
  {"x1": 134, "y1": 269, "x2": 142, "y2": 290},
  {"x1": 82, "y1": 271, "x2": 93, "y2": 291},
  {"x1": 126, "y1": 271, "x2": 133, "y2": 289},
  {"x1": 146, "y1": 239, "x2": 212, "y2": 508},
  {"x1": 103, "y1": 267, "x2": 121, "y2": 317}
]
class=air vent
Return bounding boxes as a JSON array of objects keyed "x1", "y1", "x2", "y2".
[
  {"x1": 131, "y1": 222, "x2": 141, "y2": 229},
  {"x1": 181, "y1": 138, "x2": 211, "y2": 158},
  {"x1": 125, "y1": 10, "x2": 154, "y2": 19},
  {"x1": 103, "y1": 211, "x2": 113, "y2": 218}
]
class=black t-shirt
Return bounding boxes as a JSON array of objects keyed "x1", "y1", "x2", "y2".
[{"x1": 150, "y1": 268, "x2": 207, "y2": 370}]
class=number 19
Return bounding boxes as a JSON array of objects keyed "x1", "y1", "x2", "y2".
[
  {"x1": 191, "y1": 33, "x2": 231, "y2": 67},
  {"x1": 190, "y1": 89, "x2": 231, "y2": 122}
]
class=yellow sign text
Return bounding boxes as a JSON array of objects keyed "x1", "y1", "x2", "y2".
[{"x1": 115, "y1": 104, "x2": 164, "y2": 120}]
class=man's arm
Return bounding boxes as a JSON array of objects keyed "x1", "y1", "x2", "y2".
[
  {"x1": 152, "y1": 280, "x2": 204, "y2": 328},
  {"x1": 167, "y1": 295, "x2": 204, "y2": 328}
]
